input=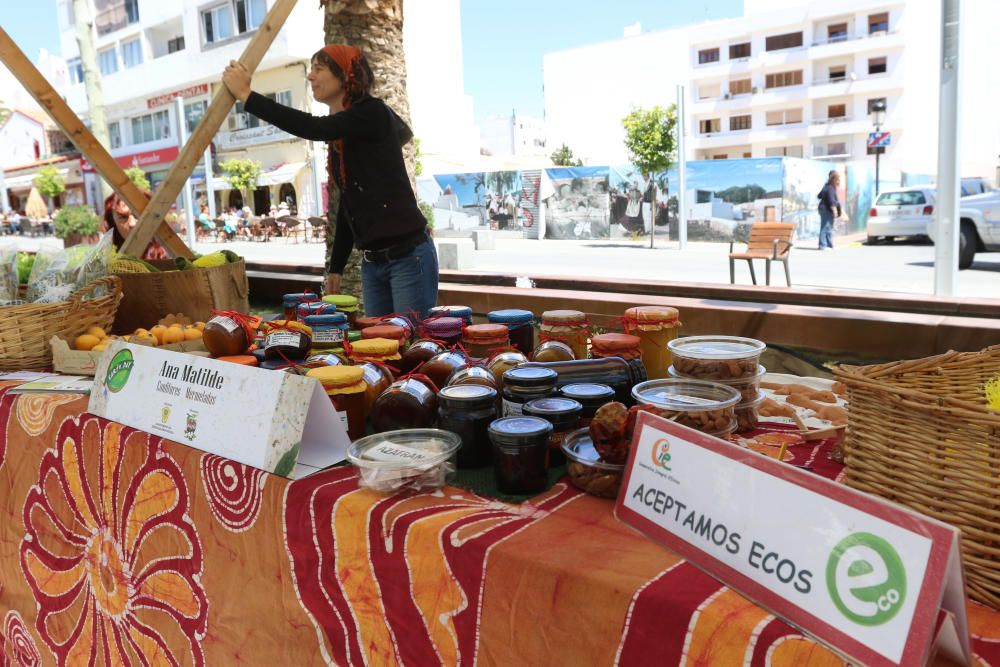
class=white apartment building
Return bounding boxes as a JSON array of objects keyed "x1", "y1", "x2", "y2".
[
  {"x1": 544, "y1": 0, "x2": 1000, "y2": 182},
  {"x1": 480, "y1": 112, "x2": 547, "y2": 158}
]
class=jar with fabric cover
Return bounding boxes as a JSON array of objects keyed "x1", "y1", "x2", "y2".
[
  {"x1": 356, "y1": 361, "x2": 395, "y2": 415},
  {"x1": 421, "y1": 316, "x2": 464, "y2": 347},
  {"x1": 304, "y1": 313, "x2": 350, "y2": 352},
  {"x1": 461, "y1": 323, "x2": 511, "y2": 360},
  {"x1": 283, "y1": 292, "x2": 319, "y2": 321},
  {"x1": 623, "y1": 306, "x2": 680, "y2": 380},
  {"x1": 428, "y1": 305, "x2": 473, "y2": 324},
  {"x1": 307, "y1": 365, "x2": 367, "y2": 440},
  {"x1": 297, "y1": 301, "x2": 337, "y2": 322},
  {"x1": 348, "y1": 338, "x2": 401, "y2": 366},
  {"x1": 488, "y1": 309, "x2": 535, "y2": 355},
  {"x1": 362, "y1": 324, "x2": 409, "y2": 349},
  {"x1": 261, "y1": 320, "x2": 312, "y2": 361},
  {"x1": 590, "y1": 332, "x2": 642, "y2": 362},
  {"x1": 321, "y1": 294, "x2": 360, "y2": 328},
  {"x1": 540, "y1": 310, "x2": 590, "y2": 361}
]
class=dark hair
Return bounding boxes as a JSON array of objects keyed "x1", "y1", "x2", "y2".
[{"x1": 311, "y1": 48, "x2": 374, "y2": 103}]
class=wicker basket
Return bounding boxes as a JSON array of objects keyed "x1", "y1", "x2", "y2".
[
  {"x1": 0, "y1": 276, "x2": 123, "y2": 372},
  {"x1": 834, "y1": 346, "x2": 1000, "y2": 608}
]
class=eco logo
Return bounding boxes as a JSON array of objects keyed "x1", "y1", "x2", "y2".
[
  {"x1": 160, "y1": 406, "x2": 171, "y2": 425},
  {"x1": 826, "y1": 532, "x2": 907, "y2": 627},
  {"x1": 105, "y1": 349, "x2": 134, "y2": 393},
  {"x1": 650, "y1": 438, "x2": 672, "y2": 471}
]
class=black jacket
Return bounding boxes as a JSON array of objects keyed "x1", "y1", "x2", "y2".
[
  {"x1": 817, "y1": 182, "x2": 841, "y2": 214},
  {"x1": 243, "y1": 93, "x2": 426, "y2": 273}
]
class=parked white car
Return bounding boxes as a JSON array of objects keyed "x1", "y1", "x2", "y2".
[
  {"x1": 926, "y1": 189, "x2": 1000, "y2": 269},
  {"x1": 866, "y1": 187, "x2": 936, "y2": 243}
]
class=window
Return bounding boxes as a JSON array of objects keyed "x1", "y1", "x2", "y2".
[
  {"x1": 108, "y1": 121, "x2": 121, "y2": 149},
  {"x1": 202, "y1": 4, "x2": 234, "y2": 44},
  {"x1": 67, "y1": 58, "x2": 83, "y2": 84},
  {"x1": 65, "y1": 0, "x2": 74, "y2": 25},
  {"x1": 729, "y1": 42, "x2": 751, "y2": 59},
  {"x1": 125, "y1": 0, "x2": 138, "y2": 23},
  {"x1": 766, "y1": 108, "x2": 802, "y2": 126},
  {"x1": 699, "y1": 119, "x2": 721, "y2": 134},
  {"x1": 827, "y1": 23, "x2": 848, "y2": 42},
  {"x1": 765, "y1": 145, "x2": 803, "y2": 157},
  {"x1": 185, "y1": 101, "x2": 208, "y2": 133},
  {"x1": 729, "y1": 78, "x2": 751, "y2": 95},
  {"x1": 827, "y1": 104, "x2": 847, "y2": 119},
  {"x1": 698, "y1": 47, "x2": 720, "y2": 64},
  {"x1": 765, "y1": 70, "x2": 803, "y2": 89},
  {"x1": 235, "y1": 0, "x2": 267, "y2": 33},
  {"x1": 868, "y1": 57, "x2": 887, "y2": 75},
  {"x1": 95, "y1": 0, "x2": 139, "y2": 36},
  {"x1": 227, "y1": 90, "x2": 292, "y2": 130},
  {"x1": 743, "y1": 152, "x2": 752, "y2": 158},
  {"x1": 274, "y1": 90, "x2": 292, "y2": 107},
  {"x1": 867, "y1": 97, "x2": 888, "y2": 114},
  {"x1": 869, "y1": 12, "x2": 889, "y2": 34},
  {"x1": 97, "y1": 47, "x2": 118, "y2": 75},
  {"x1": 828, "y1": 65, "x2": 846, "y2": 82},
  {"x1": 167, "y1": 36, "x2": 185, "y2": 53},
  {"x1": 697, "y1": 83, "x2": 721, "y2": 100},
  {"x1": 121, "y1": 38, "x2": 143, "y2": 68},
  {"x1": 729, "y1": 114, "x2": 751, "y2": 131},
  {"x1": 765, "y1": 32, "x2": 803, "y2": 51},
  {"x1": 33, "y1": 140, "x2": 40, "y2": 160},
  {"x1": 826, "y1": 141, "x2": 848, "y2": 156},
  {"x1": 712, "y1": 154, "x2": 728, "y2": 160},
  {"x1": 130, "y1": 109, "x2": 171, "y2": 144},
  {"x1": 876, "y1": 191, "x2": 926, "y2": 206}
]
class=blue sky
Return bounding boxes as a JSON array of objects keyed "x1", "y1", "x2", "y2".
[{"x1": 6, "y1": 0, "x2": 742, "y2": 123}]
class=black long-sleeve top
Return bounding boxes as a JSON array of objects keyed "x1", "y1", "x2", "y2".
[
  {"x1": 817, "y1": 182, "x2": 841, "y2": 215},
  {"x1": 243, "y1": 92, "x2": 426, "y2": 273}
]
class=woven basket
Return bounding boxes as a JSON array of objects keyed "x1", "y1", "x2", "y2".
[
  {"x1": 834, "y1": 346, "x2": 1000, "y2": 608},
  {"x1": 0, "y1": 276, "x2": 123, "y2": 372}
]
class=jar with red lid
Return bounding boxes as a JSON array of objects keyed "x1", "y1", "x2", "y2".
[
  {"x1": 371, "y1": 377, "x2": 438, "y2": 432},
  {"x1": 421, "y1": 316, "x2": 464, "y2": 347},
  {"x1": 396, "y1": 339, "x2": 445, "y2": 376},
  {"x1": 590, "y1": 333, "x2": 642, "y2": 361},
  {"x1": 461, "y1": 323, "x2": 511, "y2": 360},
  {"x1": 355, "y1": 316, "x2": 385, "y2": 333},
  {"x1": 422, "y1": 351, "x2": 469, "y2": 391},
  {"x1": 362, "y1": 324, "x2": 408, "y2": 349},
  {"x1": 383, "y1": 316, "x2": 414, "y2": 343}
]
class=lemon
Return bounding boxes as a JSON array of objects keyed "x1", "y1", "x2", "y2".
[{"x1": 74, "y1": 334, "x2": 101, "y2": 351}]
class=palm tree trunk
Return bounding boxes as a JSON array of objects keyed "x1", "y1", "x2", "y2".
[
  {"x1": 322, "y1": 0, "x2": 414, "y2": 311},
  {"x1": 72, "y1": 0, "x2": 112, "y2": 202}
]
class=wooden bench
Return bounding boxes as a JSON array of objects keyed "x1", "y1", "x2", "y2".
[{"x1": 729, "y1": 222, "x2": 795, "y2": 286}]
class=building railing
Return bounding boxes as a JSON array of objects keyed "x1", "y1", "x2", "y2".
[
  {"x1": 810, "y1": 116, "x2": 853, "y2": 125},
  {"x1": 811, "y1": 28, "x2": 899, "y2": 47}
]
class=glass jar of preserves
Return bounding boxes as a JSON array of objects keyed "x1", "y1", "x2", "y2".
[
  {"x1": 321, "y1": 294, "x2": 359, "y2": 329},
  {"x1": 559, "y1": 383, "x2": 615, "y2": 426},
  {"x1": 383, "y1": 316, "x2": 415, "y2": 343},
  {"x1": 438, "y1": 385, "x2": 498, "y2": 468},
  {"x1": 489, "y1": 416, "x2": 552, "y2": 495},
  {"x1": 304, "y1": 313, "x2": 350, "y2": 352},
  {"x1": 371, "y1": 377, "x2": 438, "y2": 433},
  {"x1": 422, "y1": 351, "x2": 469, "y2": 391},
  {"x1": 302, "y1": 353, "x2": 346, "y2": 369},
  {"x1": 356, "y1": 361, "x2": 394, "y2": 415},
  {"x1": 590, "y1": 333, "x2": 642, "y2": 361},
  {"x1": 348, "y1": 338, "x2": 402, "y2": 366},
  {"x1": 461, "y1": 323, "x2": 511, "y2": 360},
  {"x1": 307, "y1": 365, "x2": 367, "y2": 440},
  {"x1": 203, "y1": 313, "x2": 259, "y2": 358},
  {"x1": 531, "y1": 340, "x2": 575, "y2": 363},
  {"x1": 486, "y1": 350, "x2": 529, "y2": 388},
  {"x1": 429, "y1": 305, "x2": 473, "y2": 325},
  {"x1": 421, "y1": 316, "x2": 464, "y2": 347},
  {"x1": 501, "y1": 366, "x2": 557, "y2": 416},
  {"x1": 447, "y1": 365, "x2": 498, "y2": 390},
  {"x1": 623, "y1": 306, "x2": 680, "y2": 380},
  {"x1": 488, "y1": 309, "x2": 535, "y2": 355},
  {"x1": 297, "y1": 301, "x2": 337, "y2": 322},
  {"x1": 362, "y1": 324, "x2": 408, "y2": 350},
  {"x1": 283, "y1": 292, "x2": 319, "y2": 321},
  {"x1": 523, "y1": 397, "x2": 582, "y2": 466},
  {"x1": 540, "y1": 310, "x2": 589, "y2": 361},
  {"x1": 397, "y1": 339, "x2": 445, "y2": 376},
  {"x1": 355, "y1": 316, "x2": 385, "y2": 333},
  {"x1": 261, "y1": 320, "x2": 312, "y2": 361},
  {"x1": 522, "y1": 357, "x2": 647, "y2": 405}
]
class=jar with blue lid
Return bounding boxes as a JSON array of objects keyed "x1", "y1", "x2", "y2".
[
  {"x1": 297, "y1": 301, "x2": 337, "y2": 321},
  {"x1": 429, "y1": 305, "x2": 473, "y2": 325},
  {"x1": 488, "y1": 309, "x2": 535, "y2": 354},
  {"x1": 283, "y1": 292, "x2": 319, "y2": 320},
  {"x1": 305, "y1": 313, "x2": 350, "y2": 351}
]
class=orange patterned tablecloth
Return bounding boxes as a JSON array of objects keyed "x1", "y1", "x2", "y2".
[{"x1": 0, "y1": 383, "x2": 998, "y2": 666}]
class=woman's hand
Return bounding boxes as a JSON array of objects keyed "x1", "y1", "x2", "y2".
[
  {"x1": 222, "y1": 60, "x2": 252, "y2": 102},
  {"x1": 325, "y1": 273, "x2": 342, "y2": 296}
]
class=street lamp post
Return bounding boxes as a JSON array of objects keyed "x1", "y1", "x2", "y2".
[{"x1": 870, "y1": 100, "x2": 887, "y2": 196}]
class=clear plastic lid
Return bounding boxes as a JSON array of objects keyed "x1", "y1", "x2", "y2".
[
  {"x1": 348, "y1": 429, "x2": 461, "y2": 470},
  {"x1": 736, "y1": 392, "x2": 766, "y2": 409},
  {"x1": 667, "y1": 335, "x2": 766, "y2": 360},
  {"x1": 632, "y1": 378, "x2": 741, "y2": 411},
  {"x1": 669, "y1": 364, "x2": 767, "y2": 386},
  {"x1": 562, "y1": 428, "x2": 625, "y2": 470}
]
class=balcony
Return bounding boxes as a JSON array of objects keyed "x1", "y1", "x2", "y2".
[
  {"x1": 690, "y1": 128, "x2": 753, "y2": 149},
  {"x1": 809, "y1": 29, "x2": 904, "y2": 57}
]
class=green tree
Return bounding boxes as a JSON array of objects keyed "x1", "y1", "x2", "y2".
[
  {"x1": 124, "y1": 166, "x2": 150, "y2": 192},
  {"x1": 53, "y1": 204, "x2": 100, "y2": 240},
  {"x1": 550, "y1": 143, "x2": 583, "y2": 167},
  {"x1": 34, "y1": 166, "x2": 66, "y2": 202},
  {"x1": 414, "y1": 137, "x2": 423, "y2": 177},
  {"x1": 219, "y1": 158, "x2": 262, "y2": 212},
  {"x1": 622, "y1": 105, "x2": 678, "y2": 247}
]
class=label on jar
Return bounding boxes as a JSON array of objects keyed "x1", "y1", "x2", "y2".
[
  {"x1": 212, "y1": 316, "x2": 239, "y2": 333},
  {"x1": 335, "y1": 410, "x2": 349, "y2": 431},
  {"x1": 312, "y1": 328, "x2": 345, "y2": 344},
  {"x1": 502, "y1": 399, "x2": 524, "y2": 416},
  {"x1": 657, "y1": 392, "x2": 718, "y2": 406},
  {"x1": 265, "y1": 331, "x2": 304, "y2": 348},
  {"x1": 364, "y1": 442, "x2": 435, "y2": 464}
]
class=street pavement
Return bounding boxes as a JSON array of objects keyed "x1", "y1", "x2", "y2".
[{"x1": 10, "y1": 233, "x2": 999, "y2": 299}]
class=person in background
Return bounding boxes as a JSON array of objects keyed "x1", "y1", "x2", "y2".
[
  {"x1": 7, "y1": 210, "x2": 22, "y2": 234},
  {"x1": 817, "y1": 170, "x2": 842, "y2": 251},
  {"x1": 197, "y1": 204, "x2": 213, "y2": 241},
  {"x1": 104, "y1": 193, "x2": 167, "y2": 260},
  {"x1": 165, "y1": 204, "x2": 181, "y2": 233}
]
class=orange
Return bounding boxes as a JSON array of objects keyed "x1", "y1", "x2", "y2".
[
  {"x1": 86, "y1": 326, "x2": 106, "y2": 339},
  {"x1": 92, "y1": 342, "x2": 107, "y2": 352},
  {"x1": 162, "y1": 327, "x2": 185, "y2": 345},
  {"x1": 134, "y1": 328, "x2": 149, "y2": 336},
  {"x1": 74, "y1": 334, "x2": 101, "y2": 351},
  {"x1": 183, "y1": 327, "x2": 203, "y2": 341},
  {"x1": 132, "y1": 333, "x2": 157, "y2": 347},
  {"x1": 150, "y1": 325, "x2": 168, "y2": 345},
  {"x1": 194, "y1": 321, "x2": 206, "y2": 331}
]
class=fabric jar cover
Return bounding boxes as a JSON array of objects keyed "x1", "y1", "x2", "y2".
[
  {"x1": 429, "y1": 305, "x2": 473, "y2": 324},
  {"x1": 362, "y1": 324, "x2": 409, "y2": 348},
  {"x1": 590, "y1": 333, "x2": 643, "y2": 361}
]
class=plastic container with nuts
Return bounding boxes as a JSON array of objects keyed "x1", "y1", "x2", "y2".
[
  {"x1": 631, "y1": 378, "x2": 741, "y2": 435},
  {"x1": 734, "y1": 392, "x2": 765, "y2": 433},
  {"x1": 348, "y1": 429, "x2": 461, "y2": 493},
  {"x1": 562, "y1": 428, "x2": 625, "y2": 499},
  {"x1": 667, "y1": 336, "x2": 765, "y2": 381},
  {"x1": 669, "y1": 363, "x2": 766, "y2": 403}
]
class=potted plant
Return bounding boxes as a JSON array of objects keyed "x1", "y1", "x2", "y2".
[{"x1": 54, "y1": 205, "x2": 101, "y2": 247}]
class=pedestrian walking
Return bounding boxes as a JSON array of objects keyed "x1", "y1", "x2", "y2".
[{"x1": 817, "y1": 170, "x2": 842, "y2": 250}]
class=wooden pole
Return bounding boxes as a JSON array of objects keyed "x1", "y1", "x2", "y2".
[
  {"x1": 0, "y1": 26, "x2": 192, "y2": 258},
  {"x1": 122, "y1": 0, "x2": 299, "y2": 257}
]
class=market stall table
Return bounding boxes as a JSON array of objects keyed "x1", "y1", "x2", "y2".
[{"x1": 0, "y1": 381, "x2": 997, "y2": 665}]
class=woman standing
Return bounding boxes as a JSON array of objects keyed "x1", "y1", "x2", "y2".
[{"x1": 222, "y1": 45, "x2": 437, "y2": 319}]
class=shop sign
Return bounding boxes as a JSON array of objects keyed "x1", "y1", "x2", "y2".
[
  {"x1": 216, "y1": 124, "x2": 294, "y2": 150},
  {"x1": 148, "y1": 83, "x2": 210, "y2": 109},
  {"x1": 81, "y1": 145, "x2": 180, "y2": 173},
  {"x1": 616, "y1": 411, "x2": 969, "y2": 667},
  {"x1": 89, "y1": 342, "x2": 349, "y2": 479}
]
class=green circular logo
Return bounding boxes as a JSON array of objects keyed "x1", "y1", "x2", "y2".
[
  {"x1": 105, "y1": 349, "x2": 135, "y2": 393},
  {"x1": 826, "y1": 532, "x2": 907, "y2": 626}
]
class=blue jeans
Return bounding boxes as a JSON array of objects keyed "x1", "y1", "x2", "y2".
[
  {"x1": 818, "y1": 209, "x2": 834, "y2": 248},
  {"x1": 361, "y1": 237, "x2": 439, "y2": 320}
]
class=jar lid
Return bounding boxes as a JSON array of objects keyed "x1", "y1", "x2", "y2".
[
  {"x1": 263, "y1": 320, "x2": 313, "y2": 336},
  {"x1": 562, "y1": 428, "x2": 625, "y2": 470},
  {"x1": 488, "y1": 416, "x2": 553, "y2": 444},
  {"x1": 632, "y1": 378, "x2": 741, "y2": 411},
  {"x1": 669, "y1": 364, "x2": 767, "y2": 386},
  {"x1": 424, "y1": 316, "x2": 465, "y2": 335},
  {"x1": 488, "y1": 309, "x2": 534, "y2": 324},
  {"x1": 308, "y1": 365, "x2": 364, "y2": 387},
  {"x1": 283, "y1": 292, "x2": 319, "y2": 304},
  {"x1": 304, "y1": 313, "x2": 349, "y2": 326},
  {"x1": 667, "y1": 335, "x2": 766, "y2": 360},
  {"x1": 502, "y1": 366, "x2": 558, "y2": 389},
  {"x1": 463, "y1": 323, "x2": 510, "y2": 342},
  {"x1": 216, "y1": 354, "x2": 258, "y2": 366},
  {"x1": 624, "y1": 305, "x2": 680, "y2": 327},
  {"x1": 523, "y1": 397, "x2": 582, "y2": 429},
  {"x1": 560, "y1": 383, "x2": 615, "y2": 403},
  {"x1": 737, "y1": 391, "x2": 766, "y2": 409},
  {"x1": 355, "y1": 316, "x2": 385, "y2": 330},
  {"x1": 383, "y1": 316, "x2": 414, "y2": 334},
  {"x1": 429, "y1": 305, "x2": 472, "y2": 320},
  {"x1": 363, "y1": 324, "x2": 407, "y2": 340},
  {"x1": 438, "y1": 384, "x2": 498, "y2": 408},
  {"x1": 321, "y1": 294, "x2": 358, "y2": 307},
  {"x1": 350, "y1": 338, "x2": 401, "y2": 359},
  {"x1": 541, "y1": 309, "x2": 586, "y2": 324},
  {"x1": 298, "y1": 301, "x2": 336, "y2": 314},
  {"x1": 591, "y1": 333, "x2": 641, "y2": 352}
]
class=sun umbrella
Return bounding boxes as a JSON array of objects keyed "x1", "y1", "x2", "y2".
[{"x1": 25, "y1": 187, "x2": 48, "y2": 219}]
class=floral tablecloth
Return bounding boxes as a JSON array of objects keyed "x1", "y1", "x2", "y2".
[{"x1": 0, "y1": 383, "x2": 997, "y2": 666}]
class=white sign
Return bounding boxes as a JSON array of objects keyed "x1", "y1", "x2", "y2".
[
  {"x1": 216, "y1": 124, "x2": 295, "y2": 150},
  {"x1": 616, "y1": 412, "x2": 969, "y2": 667},
  {"x1": 88, "y1": 342, "x2": 349, "y2": 479}
]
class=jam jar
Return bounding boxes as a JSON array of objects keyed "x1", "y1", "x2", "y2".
[
  {"x1": 523, "y1": 396, "x2": 582, "y2": 466},
  {"x1": 540, "y1": 310, "x2": 590, "y2": 361},
  {"x1": 304, "y1": 313, "x2": 349, "y2": 352},
  {"x1": 488, "y1": 309, "x2": 535, "y2": 355},
  {"x1": 461, "y1": 323, "x2": 511, "y2": 360},
  {"x1": 355, "y1": 316, "x2": 385, "y2": 333},
  {"x1": 302, "y1": 353, "x2": 345, "y2": 368},
  {"x1": 297, "y1": 301, "x2": 337, "y2": 322},
  {"x1": 307, "y1": 365, "x2": 367, "y2": 440},
  {"x1": 262, "y1": 320, "x2": 312, "y2": 361},
  {"x1": 422, "y1": 351, "x2": 469, "y2": 391},
  {"x1": 397, "y1": 339, "x2": 446, "y2": 376},
  {"x1": 501, "y1": 367, "x2": 557, "y2": 416},
  {"x1": 383, "y1": 316, "x2": 415, "y2": 343},
  {"x1": 489, "y1": 416, "x2": 552, "y2": 495},
  {"x1": 428, "y1": 305, "x2": 473, "y2": 325},
  {"x1": 590, "y1": 333, "x2": 642, "y2": 361},
  {"x1": 203, "y1": 313, "x2": 256, "y2": 357},
  {"x1": 348, "y1": 338, "x2": 402, "y2": 365},
  {"x1": 523, "y1": 357, "x2": 647, "y2": 405},
  {"x1": 559, "y1": 383, "x2": 616, "y2": 426},
  {"x1": 531, "y1": 340, "x2": 575, "y2": 363},
  {"x1": 421, "y1": 316, "x2": 464, "y2": 347},
  {"x1": 283, "y1": 292, "x2": 319, "y2": 321},
  {"x1": 356, "y1": 361, "x2": 394, "y2": 415},
  {"x1": 371, "y1": 377, "x2": 438, "y2": 433},
  {"x1": 321, "y1": 294, "x2": 359, "y2": 329},
  {"x1": 623, "y1": 305, "x2": 680, "y2": 380},
  {"x1": 447, "y1": 365, "x2": 499, "y2": 390},
  {"x1": 485, "y1": 350, "x2": 528, "y2": 388},
  {"x1": 362, "y1": 324, "x2": 409, "y2": 349},
  {"x1": 438, "y1": 385, "x2": 498, "y2": 468}
]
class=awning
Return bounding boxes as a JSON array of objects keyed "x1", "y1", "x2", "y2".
[
  {"x1": 257, "y1": 162, "x2": 306, "y2": 187},
  {"x1": 3, "y1": 168, "x2": 70, "y2": 191}
]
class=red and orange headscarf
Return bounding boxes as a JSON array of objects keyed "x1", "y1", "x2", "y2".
[{"x1": 322, "y1": 44, "x2": 364, "y2": 189}]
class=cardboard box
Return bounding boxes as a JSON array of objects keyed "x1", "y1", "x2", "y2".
[{"x1": 51, "y1": 336, "x2": 209, "y2": 376}]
